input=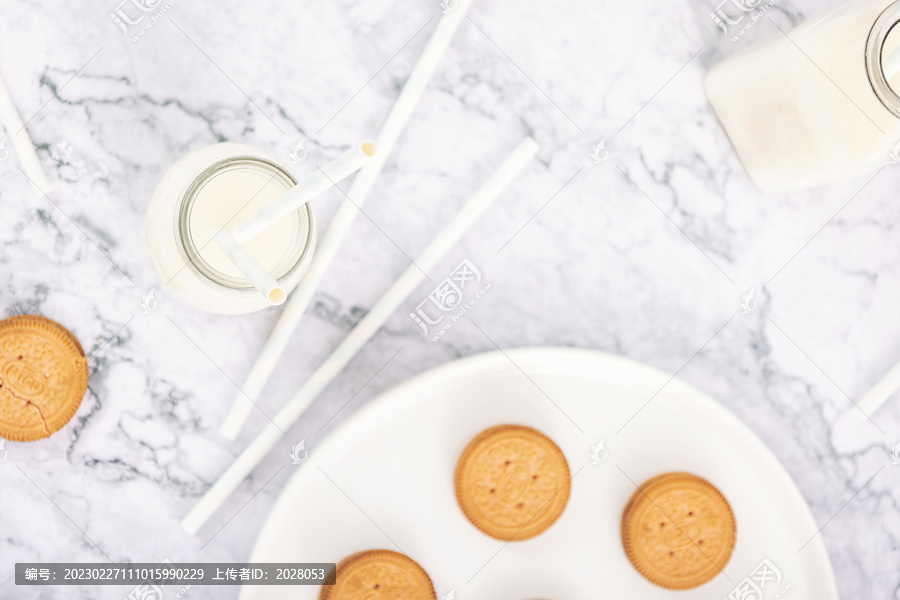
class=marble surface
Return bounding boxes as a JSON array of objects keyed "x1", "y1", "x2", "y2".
[{"x1": 1, "y1": 0, "x2": 899, "y2": 598}]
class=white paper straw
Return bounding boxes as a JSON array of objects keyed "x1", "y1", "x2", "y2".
[
  {"x1": 182, "y1": 137, "x2": 539, "y2": 534},
  {"x1": 231, "y1": 140, "x2": 377, "y2": 243},
  {"x1": 855, "y1": 358, "x2": 900, "y2": 420},
  {"x1": 218, "y1": 0, "x2": 475, "y2": 440},
  {"x1": 213, "y1": 230, "x2": 286, "y2": 306},
  {"x1": 0, "y1": 70, "x2": 51, "y2": 193},
  {"x1": 834, "y1": 50, "x2": 900, "y2": 420}
]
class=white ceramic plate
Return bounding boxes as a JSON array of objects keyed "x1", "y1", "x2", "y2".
[{"x1": 242, "y1": 348, "x2": 838, "y2": 600}]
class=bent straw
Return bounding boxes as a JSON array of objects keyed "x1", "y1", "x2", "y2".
[
  {"x1": 182, "y1": 137, "x2": 540, "y2": 534},
  {"x1": 231, "y1": 140, "x2": 377, "y2": 243},
  {"x1": 0, "y1": 70, "x2": 51, "y2": 193},
  {"x1": 218, "y1": 0, "x2": 476, "y2": 440},
  {"x1": 213, "y1": 230, "x2": 286, "y2": 306}
]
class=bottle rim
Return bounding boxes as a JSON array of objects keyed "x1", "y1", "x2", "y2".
[{"x1": 174, "y1": 155, "x2": 313, "y2": 296}]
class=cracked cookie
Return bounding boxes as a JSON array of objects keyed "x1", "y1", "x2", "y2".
[
  {"x1": 0, "y1": 315, "x2": 89, "y2": 442},
  {"x1": 455, "y1": 424, "x2": 571, "y2": 541},
  {"x1": 621, "y1": 472, "x2": 736, "y2": 590}
]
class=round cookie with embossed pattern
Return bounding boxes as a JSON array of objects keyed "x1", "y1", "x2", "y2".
[
  {"x1": 0, "y1": 315, "x2": 89, "y2": 442},
  {"x1": 455, "y1": 424, "x2": 571, "y2": 541},
  {"x1": 318, "y1": 549, "x2": 436, "y2": 600},
  {"x1": 621, "y1": 472, "x2": 736, "y2": 590}
]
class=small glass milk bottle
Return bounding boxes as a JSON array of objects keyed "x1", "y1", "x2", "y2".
[
  {"x1": 145, "y1": 143, "x2": 316, "y2": 314},
  {"x1": 706, "y1": 0, "x2": 900, "y2": 193}
]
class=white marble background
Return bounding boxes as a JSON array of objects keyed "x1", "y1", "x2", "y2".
[{"x1": 1, "y1": 0, "x2": 899, "y2": 598}]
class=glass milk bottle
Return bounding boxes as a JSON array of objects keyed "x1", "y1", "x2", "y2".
[
  {"x1": 705, "y1": 0, "x2": 900, "y2": 193},
  {"x1": 145, "y1": 143, "x2": 316, "y2": 314}
]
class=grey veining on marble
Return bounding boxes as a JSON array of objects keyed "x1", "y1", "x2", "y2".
[{"x1": 1, "y1": 0, "x2": 899, "y2": 598}]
